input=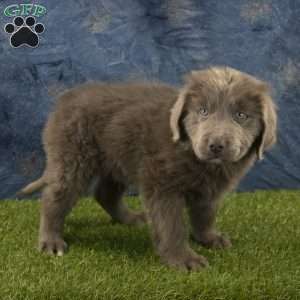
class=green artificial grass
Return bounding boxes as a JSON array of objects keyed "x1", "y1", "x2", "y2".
[{"x1": 0, "y1": 191, "x2": 300, "y2": 300}]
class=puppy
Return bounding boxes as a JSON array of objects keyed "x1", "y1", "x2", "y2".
[{"x1": 19, "y1": 67, "x2": 277, "y2": 271}]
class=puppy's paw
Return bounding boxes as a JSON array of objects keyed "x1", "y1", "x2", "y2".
[
  {"x1": 164, "y1": 249, "x2": 209, "y2": 271},
  {"x1": 193, "y1": 231, "x2": 232, "y2": 249},
  {"x1": 39, "y1": 237, "x2": 68, "y2": 256}
]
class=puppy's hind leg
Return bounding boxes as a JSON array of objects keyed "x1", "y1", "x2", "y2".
[
  {"x1": 94, "y1": 176, "x2": 146, "y2": 226},
  {"x1": 39, "y1": 165, "x2": 91, "y2": 255}
]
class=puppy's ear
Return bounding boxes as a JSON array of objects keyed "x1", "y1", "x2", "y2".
[
  {"x1": 170, "y1": 88, "x2": 188, "y2": 142},
  {"x1": 257, "y1": 94, "x2": 277, "y2": 160}
]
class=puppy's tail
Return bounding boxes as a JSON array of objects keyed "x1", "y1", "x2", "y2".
[{"x1": 16, "y1": 176, "x2": 46, "y2": 197}]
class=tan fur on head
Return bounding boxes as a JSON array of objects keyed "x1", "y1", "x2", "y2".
[
  {"x1": 257, "y1": 94, "x2": 277, "y2": 160},
  {"x1": 170, "y1": 88, "x2": 188, "y2": 142}
]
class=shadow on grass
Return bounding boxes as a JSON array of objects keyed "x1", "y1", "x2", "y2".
[{"x1": 64, "y1": 216, "x2": 152, "y2": 259}]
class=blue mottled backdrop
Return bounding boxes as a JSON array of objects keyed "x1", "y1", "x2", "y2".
[{"x1": 0, "y1": 0, "x2": 300, "y2": 198}]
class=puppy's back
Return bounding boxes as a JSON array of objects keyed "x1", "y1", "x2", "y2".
[
  {"x1": 43, "y1": 82, "x2": 178, "y2": 182},
  {"x1": 52, "y1": 82, "x2": 177, "y2": 125}
]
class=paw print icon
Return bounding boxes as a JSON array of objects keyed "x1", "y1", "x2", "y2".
[{"x1": 4, "y1": 16, "x2": 45, "y2": 48}]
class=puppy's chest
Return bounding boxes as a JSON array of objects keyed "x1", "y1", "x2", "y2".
[{"x1": 186, "y1": 165, "x2": 233, "y2": 195}]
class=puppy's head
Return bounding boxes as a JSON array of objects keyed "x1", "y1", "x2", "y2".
[{"x1": 170, "y1": 67, "x2": 277, "y2": 163}]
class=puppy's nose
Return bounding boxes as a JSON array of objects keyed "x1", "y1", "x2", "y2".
[{"x1": 209, "y1": 143, "x2": 224, "y2": 155}]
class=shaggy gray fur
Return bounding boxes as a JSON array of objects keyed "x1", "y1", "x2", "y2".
[{"x1": 19, "y1": 67, "x2": 277, "y2": 271}]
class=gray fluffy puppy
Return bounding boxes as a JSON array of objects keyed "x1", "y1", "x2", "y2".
[{"x1": 19, "y1": 67, "x2": 277, "y2": 271}]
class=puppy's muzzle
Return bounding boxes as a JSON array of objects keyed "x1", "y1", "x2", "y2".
[
  {"x1": 209, "y1": 142, "x2": 224, "y2": 156},
  {"x1": 207, "y1": 137, "x2": 227, "y2": 158}
]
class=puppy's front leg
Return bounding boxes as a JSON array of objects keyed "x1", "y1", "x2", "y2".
[
  {"x1": 144, "y1": 192, "x2": 208, "y2": 271},
  {"x1": 186, "y1": 196, "x2": 232, "y2": 249}
]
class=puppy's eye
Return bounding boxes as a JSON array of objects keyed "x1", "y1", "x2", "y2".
[
  {"x1": 236, "y1": 112, "x2": 248, "y2": 120},
  {"x1": 199, "y1": 107, "x2": 208, "y2": 116}
]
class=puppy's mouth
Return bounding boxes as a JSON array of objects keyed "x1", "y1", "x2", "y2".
[
  {"x1": 198, "y1": 151, "x2": 241, "y2": 163},
  {"x1": 208, "y1": 157, "x2": 223, "y2": 164},
  {"x1": 196, "y1": 153, "x2": 227, "y2": 163}
]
